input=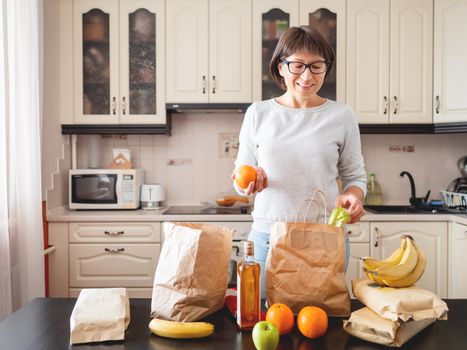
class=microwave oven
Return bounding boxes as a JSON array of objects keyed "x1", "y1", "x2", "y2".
[{"x1": 69, "y1": 169, "x2": 144, "y2": 209}]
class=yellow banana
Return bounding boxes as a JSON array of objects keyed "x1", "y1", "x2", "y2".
[
  {"x1": 360, "y1": 238, "x2": 407, "y2": 271},
  {"x1": 149, "y1": 318, "x2": 214, "y2": 339},
  {"x1": 380, "y1": 240, "x2": 426, "y2": 288},
  {"x1": 373, "y1": 237, "x2": 419, "y2": 279}
]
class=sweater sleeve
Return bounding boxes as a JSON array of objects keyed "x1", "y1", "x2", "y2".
[
  {"x1": 232, "y1": 104, "x2": 258, "y2": 196},
  {"x1": 337, "y1": 108, "x2": 367, "y2": 197},
  {"x1": 235, "y1": 104, "x2": 258, "y2": 168}
]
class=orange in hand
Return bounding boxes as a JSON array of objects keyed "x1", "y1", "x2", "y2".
[
  {"x1": 234, "y1": 165, "x2": 257, "y2": 190},
  {"x1": 297, "y1": 306, "x2": 328, "y2": 339},
  {"x1": 265, "y1": 303, "x2": 295, "y2": 335}
]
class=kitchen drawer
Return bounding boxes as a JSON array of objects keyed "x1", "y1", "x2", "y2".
[
  {"x1": 69, "y1": 243, "x2": 160, "y2": 288},
  {"x1": 163, "y1": 221, "x2": 252, "y2": 240},
  {"x1": 344, "y1": 222, "x2": 370, "y2": 243},
  {"x1": 69, "y1": 222, "x2": 160, "y2": 243}
]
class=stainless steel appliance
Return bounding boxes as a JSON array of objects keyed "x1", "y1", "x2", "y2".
[
  {"x1": 69, "y1": 169, "x2": 144, "y2": 209},
  {"x1": 164, "y1": 205, "x2": 252, "y2": 285}
]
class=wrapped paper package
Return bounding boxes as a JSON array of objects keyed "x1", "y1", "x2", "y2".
[
  {"x1": 343, "y1": 307, "x2": 435, "y2": 347},
  {"x1": 70, "y1": 288, "x2": 130, "y2": 345},
  {"x1": 151, "y1": 222, "x2": 233, "y2": 322},
  {"x1": 352, "y1": 278, "x2": 448, "y2": 322}
]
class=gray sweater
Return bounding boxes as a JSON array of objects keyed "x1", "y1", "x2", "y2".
[{"x1": 235, "y1": 98, "x2": 367, "y2": 233}]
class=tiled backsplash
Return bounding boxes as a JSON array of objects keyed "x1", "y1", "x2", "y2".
[{"x1": 77, "y1": 113, "x2": 467, "y2": 206}]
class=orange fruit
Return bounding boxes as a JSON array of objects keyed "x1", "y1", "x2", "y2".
[
  {"x1": 296, "y1": 306, "x2": 328, "y2": 339},
  {"x1": 265, "y1": 303, "x2": 295, "y2": 335},
  {"x1": 234, "y1": 165, "x2": 257, "y2": 189}
]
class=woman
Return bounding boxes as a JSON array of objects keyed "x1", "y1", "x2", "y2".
[{"x1": 232, "y1": 26, "x2": 367, "y2": 297}]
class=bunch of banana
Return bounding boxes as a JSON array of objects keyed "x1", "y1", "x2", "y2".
[
  {"x1": 149, "y1": 318, "x2": 214, "y2": 339},
  {"x1": 360, "y1": 235, "x2": 426, "y2": 288}
]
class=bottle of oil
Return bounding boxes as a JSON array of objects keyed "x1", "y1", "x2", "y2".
[
  {"x1": 365, "y1": 173, "x2": 383, "y2": 205},
  {"x1": 237, "y1": 240, "x2": 260, "y2": 330}
]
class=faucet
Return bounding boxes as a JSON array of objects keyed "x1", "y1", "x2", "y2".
[{"x1": 399, "y1": 171, "x2": 431, "y2": 207}]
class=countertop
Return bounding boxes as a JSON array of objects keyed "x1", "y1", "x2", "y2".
[
  {"x1": 47, "y1": 205, "x2": 467, "y2": 225},
  {"x1": 1, "y1": 298, "x2": 466, "y2": 350}
]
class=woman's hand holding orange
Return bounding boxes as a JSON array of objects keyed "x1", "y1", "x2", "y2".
[{"x1": 231, "y1": 165, "x2": 268, "y2": 195}]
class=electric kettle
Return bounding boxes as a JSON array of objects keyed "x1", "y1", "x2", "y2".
[{"x1": 140, "y1": 184, "x2": 166, "y2": 209}]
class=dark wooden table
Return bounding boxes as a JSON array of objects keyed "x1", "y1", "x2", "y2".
[{"x1": 1, "y1": 298, "x2": 466, "y2": 350}]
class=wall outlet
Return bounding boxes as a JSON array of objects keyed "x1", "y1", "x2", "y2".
[
  {"x1": 102, "y1": 135, "x2": 127, "y2": 140},
  {"x1": 219, "y1": 132, "x2": 239, "y2": 159},
  {"x1": 166, "y1": 158, "x2": 193, "y2": 166},
  {"x1": 389, "y1": 145, "x2": 415, "y2": 152}
]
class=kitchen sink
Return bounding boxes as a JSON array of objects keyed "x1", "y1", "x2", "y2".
[{"x1": 364, "y1": 205, "x2": 438, "y2": 214}]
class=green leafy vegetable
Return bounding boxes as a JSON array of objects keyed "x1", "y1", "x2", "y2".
[{"x1": 328, "y1": 207, "x2": 351, "y2": 228}]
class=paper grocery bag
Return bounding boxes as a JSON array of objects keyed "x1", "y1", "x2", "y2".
[
  {"x1": 151, "y1": 222, "x2": 233, "y2": 322},
  {"x1": 343, "y1": 307, "x2": 435, "y2": 347},
  {"x1": 70, "y1": 288, "x2": 130, "y2": 345},
  {"x1": 266, "y1": 190, "x2": 350, "y2": 316}
]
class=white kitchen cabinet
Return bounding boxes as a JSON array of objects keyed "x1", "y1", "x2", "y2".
[
  {"x1": 252, "y1": 0, "x2": 299, "y2": 101},
  {"x1": 344, "y1": 222, "x2": 370, "y2": 297},
  {"x1": 64, "y1": 0, "x2": 166, "y2": 125},
  {"x1": 300, "y1": 0, "x2": 346, "y2": 102},
  {"x1": 48, "y1": 222, "x2": 161, "y2": 298},
  {"x1": 346, "y1": 243, "x2": 370, "y2": 297},
  {"x1": 347, "y1": 0, "x2": 433, "y2": 124},
  {"x1": 345, "y1": 221, "x2": 370, "y2": 243},
  {"x1": 166, "y1": 0, "x2": 252, "y2": 103},
  {"x1": 370, "y1": 221, "x2": 448, "y2": 297},
  {"x1": 448, "y1": 222, "x2": 467, "y2": 298},
  {"x1": 433, "y1": 0, "x2": 467, "y2": 123}
]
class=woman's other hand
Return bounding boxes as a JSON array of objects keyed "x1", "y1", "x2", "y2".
[
  {"x1": 335, "y1": 187, "x2": 365, "y2": 223},
  {"x1": 231, "y1": 166, "x2": 268, "y2": 195}
]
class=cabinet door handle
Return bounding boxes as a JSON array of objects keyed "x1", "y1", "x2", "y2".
[
  {"x1": 435, "y1": 95, "x2": 440, "y2": 114},
  {"x1": 393, "y1": 96, "x2": 398, "y2": 114},
  {"x1": 232, "y1": 246, "x2": 240, "y2": 257},
  {"x1": 105, "y1": 248, "x2": 125, "y2": 253},
  {"x1": 112, "y1": 97, "x2": 116, "y2": 115},
  {"x1": 122, "y1": 96, "x2": 126, "y2": 115},
  {"x1": 383, "y1": 96, "x2": 388, "y2": 115},
  {"x1": 347, "y1": 230, "x2": 352, "y2": 236},
  {"x1": 374, "y1": 227, "x2": 380, "y2": 247},
  {"x1": 104, "y1": 230, "x2": 125, "y2": 235},
  {"x1": 212, "y1": 75, "x2": 216, "y2": 94},
  {"x1": 202, "y1": 75, "x2": 206, "y2": 94}
]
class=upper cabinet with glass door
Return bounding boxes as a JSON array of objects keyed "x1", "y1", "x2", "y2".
[
  {"x1": 252, "y1": 0, "x2": 299, "y2": 101},
  {"x1": 433, "y1": 0, "x2": 467, "y2": 123},
  {"x1": 70, "y1": 0, "x2": 165, "y2": 125},
  {"x1": 300, "y1": 0, "x2": 345, "y2": 102}
]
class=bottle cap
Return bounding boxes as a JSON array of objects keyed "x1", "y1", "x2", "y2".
[{"x1": 243, "y1": 240, "x2": 254, "y2": 256}]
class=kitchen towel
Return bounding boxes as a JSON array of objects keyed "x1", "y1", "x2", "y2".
[
  {"x1": 151, "y1": 222, "x2": 233, "y2": 322},
  {"x1": 70, "y1": 288, "x2": 130, "y2": 345}
]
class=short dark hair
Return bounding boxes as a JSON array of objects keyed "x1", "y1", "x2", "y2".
[{"x1": 269, "y1": 25, "x2": 335, "y2": 90}]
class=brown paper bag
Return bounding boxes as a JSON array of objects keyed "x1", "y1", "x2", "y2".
[
  {"x1": 352, "y1": 278, "x2": 448, "y2": 322},
  {"x1": 343, "y1": 307, "x2": 435, "y2": 347},
  {"x1": 151, "y1": 222, "x2": 233, "y2": 322},
  {"x1": 266, "y1": 190, "x2": 350, "y2": 316},
  {"x1": 70, "y1": 288, "x2": 130, "y2": 345}
]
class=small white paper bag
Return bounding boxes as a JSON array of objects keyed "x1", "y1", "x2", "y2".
[{"x1": 70, "y1": 288, "x2": 130, "y2": 344}]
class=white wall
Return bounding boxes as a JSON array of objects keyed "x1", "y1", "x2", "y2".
[
  {"x1": 42, "y1": 0, "x2": 69, "y2": 202},
  {"x1": 75, "y1": 114, "x2": 467, "y2": 206}
]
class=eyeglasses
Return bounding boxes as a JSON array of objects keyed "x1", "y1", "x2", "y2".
[{"x1": 281, "y1": 59, "x2": 327, "y2": 75}]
